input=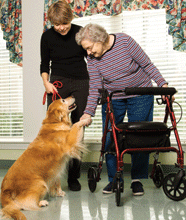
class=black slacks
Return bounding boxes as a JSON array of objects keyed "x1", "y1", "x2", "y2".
[{"x1": 47, "y1": 75, "x2": 89, "y2": 179}]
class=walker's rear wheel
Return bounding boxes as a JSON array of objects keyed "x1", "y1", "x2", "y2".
[
  {"x1": 163, "y1": 173, "x2": 186, "y2": 201},
  {"x1": 88, "y1": 166, "x2": 97, "y2": 193},
  {"x1": 153, "y1": 164, "x2": 164, "y2": 188}
]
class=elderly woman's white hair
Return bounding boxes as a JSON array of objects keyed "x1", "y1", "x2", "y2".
[{"x1": 76, "y1": 23, "x2": 109, "y2": 45}]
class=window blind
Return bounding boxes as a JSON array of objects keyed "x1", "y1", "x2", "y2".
[
  {"x1": 73, "y1": 9, "x2": 186, "y2": 148},
  {"x1": 0, "y1": 29, "x2": 23, "y2": 140}
]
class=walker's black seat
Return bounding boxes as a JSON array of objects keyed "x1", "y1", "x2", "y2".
[{"x1": 109, "y1": 122, "x2": 170, "y2": 152}]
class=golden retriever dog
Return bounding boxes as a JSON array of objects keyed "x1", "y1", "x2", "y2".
[{"x1": 0, "y1": 97, "x2": 89, "y2": 220}]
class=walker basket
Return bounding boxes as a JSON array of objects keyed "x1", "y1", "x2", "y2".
[{"x1": 109, "y1": 122, "x2": 171, "y2": 152}]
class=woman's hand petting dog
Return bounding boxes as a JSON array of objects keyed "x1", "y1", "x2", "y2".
[{"x1": 80, "y1": 114, "x2": 92, "y2": 127}]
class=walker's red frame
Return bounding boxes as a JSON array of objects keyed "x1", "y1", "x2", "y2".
[{"x1": 96, "y1": 87, "x2": 184, "y2": 182}]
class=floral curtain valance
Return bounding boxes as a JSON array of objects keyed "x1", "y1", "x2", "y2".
[
  {"x1": 44, "y1": 0, "x2": 165, "y2": 31},
  {"x1": 0, "y1": 0, "x2": 22, "y2": 66}
]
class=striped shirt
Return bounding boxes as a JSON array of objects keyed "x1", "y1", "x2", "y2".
[{"x1": 85, "y1": 33, "x2": 167, "y2": 116}]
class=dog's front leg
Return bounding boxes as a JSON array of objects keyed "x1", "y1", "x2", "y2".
[
  {"x1": 49, "y1": 177, "x2": 65, "y2": 197},
  {"x1": 67, "y1": 119, "x2": 89, "y2": 146}
]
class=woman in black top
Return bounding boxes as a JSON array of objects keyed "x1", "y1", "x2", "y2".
[{"x1": 40, "y1": 1, "x2": 89, "y2": 191}]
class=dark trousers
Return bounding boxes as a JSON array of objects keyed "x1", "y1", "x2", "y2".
[{"x1": 47, "y1": 75, "x2": 89, "y2": 179}]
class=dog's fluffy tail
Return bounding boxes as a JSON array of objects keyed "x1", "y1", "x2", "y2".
[
  {"x1": 0, "y1": 191, "x2": 27, "y2": 220},
  {"x1": 1, "y1": 204, "x2": 27, "y2": 220}
]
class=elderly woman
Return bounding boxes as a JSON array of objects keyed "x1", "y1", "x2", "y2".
[
  {"x1": 76, "y1": 23, "x2": 169, "y2": 195},
  {"x1": 40, "y1": 1, "x2": 89, "y2": 191}
]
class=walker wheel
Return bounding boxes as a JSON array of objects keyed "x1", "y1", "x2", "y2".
[
  {"x1": 115, "y1": 179, "x2": 121, "y2": 206},
  {"x1": 88, "y1": 166, "x2": 97, "y2": 193},
  {"x1": 153, "y1": 164, "x2": 164, "y2": 188},
  {"x1": 163, "y1": 173, "x2": 186, "y2": 201}
]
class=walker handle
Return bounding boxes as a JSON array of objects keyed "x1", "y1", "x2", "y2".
[{"x1": 125, "y1": 87, "x2": 177, "y2": 96}]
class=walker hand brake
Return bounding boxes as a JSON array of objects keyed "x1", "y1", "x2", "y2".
[
  {"x1": 97, "y1": 88, "x2": 109, "y2": 105},
  {"x1": 156, "y1": 98, "x2": 166, "y2": 105}
]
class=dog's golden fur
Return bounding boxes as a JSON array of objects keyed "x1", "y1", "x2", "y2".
[{"x1": 0, "y1": 97, "x2": 88, "y2": 220}]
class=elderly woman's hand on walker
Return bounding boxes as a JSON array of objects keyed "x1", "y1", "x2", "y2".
[{"x1": 162, "y1": 84, "x2": 175, "y2": 102}]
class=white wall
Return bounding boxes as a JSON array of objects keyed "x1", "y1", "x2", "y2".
[
  {"x1": 22, "y1": 0, "x2": 46, "y2": 142},
  {"x1": 0, "y1": 0, "x2": 46, "y2": 150}
]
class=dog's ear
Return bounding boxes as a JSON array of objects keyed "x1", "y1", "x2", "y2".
[
  {"x1": 55, "y1": 109, "x2": 63, "y2": 122},
  {"x1": 42, "y1": 108, "x2": 63, "y2": 124}
]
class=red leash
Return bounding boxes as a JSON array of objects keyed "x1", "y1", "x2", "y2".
[{"x1": 43, "y1": 81, "x2": 63, "y2": 105}]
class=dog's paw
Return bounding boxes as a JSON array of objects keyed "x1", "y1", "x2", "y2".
[
  {"x1": 80, "y1": 118, "x2": 92, "y2": 127},
  {"x1": 57, "y1": 189, "x2": 65, "y2": 197},
  {"x1": 39, "y1": 200, "x2": 49, "y2": 207}
]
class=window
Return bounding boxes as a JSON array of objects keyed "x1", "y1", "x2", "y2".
[
  {"x1": 1, "y1": 9, "x2": 186, "y2": 149},
  {"x1": 73, "y1": 9, "x2": 186, "y2": 148},
  {"x1": 0, "y1": 29, "x2": 23, "y2": 141}
]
